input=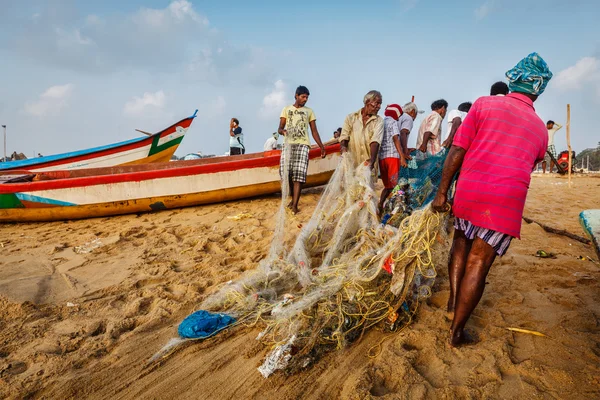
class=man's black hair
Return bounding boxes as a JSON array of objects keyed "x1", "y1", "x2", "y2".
[
  {"x1": 547, "y1": 120, "x2": 555, "y2": 125},
  {"x1": 431, "y1": 99, "x2": 448, "y2": 111},
  {"x1": 490, "y1": 81, "x2": 509, "y2": 96},
  {"x1": 295, "y1": 86, "x2": 310, "y2": 96},
  {"x1": 336, "y1": 127, "x2": 342, "y2": 132},
  {"x1": 232, "y1": 118, "x2": 240, "y2": 125},
  {"x1": 458, "y1": 102, "x2": 472, "y2": 113}
]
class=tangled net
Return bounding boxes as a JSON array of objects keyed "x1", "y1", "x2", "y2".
[{"x1": 191, "y1": 149, "x2": 452, "y2": 377}]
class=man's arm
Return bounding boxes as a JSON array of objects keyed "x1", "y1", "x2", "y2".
[
  {"x1": 419, "y1": 131, "x2": 432, "y2": 152},
  {"x1": 400, "y1": 129, "x2": 410, "y2": 159},
  {"x1": 309, "y1": 120, "x2": 326, "y2": 158},
  {"x1": 277, "y1": 118, "x2": 287, "y2": 136},
  {"x1": 392, "y1": 135, "x2": 407, "y2": 167},
  {"x1": 442, "y1": 117, "x2": 462, "y2": 148},
  {"x1": 554, "y1": 122, "x2": 563, "y2": 131},
  {"x1": 369, "y1": 142, "x2": 380, "y2": 169},
  {"x1": 339, "y1": 114, "x2": 352, "y2": 154},
  {"x1": 368, "y1": 118, "x2": 384, "y2": 168},
  {"x1": 431, "y1": 145, "x2": 467, "y2": 212}
]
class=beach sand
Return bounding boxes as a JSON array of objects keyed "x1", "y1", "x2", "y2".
[{"x1": 0, "y1": 175, "x2": 599, "y2": 399}]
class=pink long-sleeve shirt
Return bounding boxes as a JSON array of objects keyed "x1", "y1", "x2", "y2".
[{"x1": 452, "y1": 93, "x2": 547, "y2": 239}]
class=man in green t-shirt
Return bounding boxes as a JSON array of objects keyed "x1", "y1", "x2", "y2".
[{"x1": 277, "y1": 85, "x2": 326, "y2": 214}]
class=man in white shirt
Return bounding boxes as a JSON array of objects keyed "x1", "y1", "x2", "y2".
[
  {"x1": 442, "y1": 102, "x2": 472, "y2": 148},
  {"x1": 542, "y1": 120, "x2": 563, "y2": 173},
  {"x1": 263, "y1": 132, "x2": 279, "y2": 151}
]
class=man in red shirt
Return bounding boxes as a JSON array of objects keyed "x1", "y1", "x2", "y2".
[{"x1": 432, "y1": 52, "x2": 553, "y2": 346}]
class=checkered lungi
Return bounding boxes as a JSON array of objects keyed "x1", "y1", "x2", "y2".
[
  {"x1": 280, "y1": 144, "x2": 310, "y2": 183},
  {"x1": 543, "y1": 144, "x2": 557, "y2": 163},
  {"x1": 454, "y1": 217, "x2": 513, "y2": 256}
]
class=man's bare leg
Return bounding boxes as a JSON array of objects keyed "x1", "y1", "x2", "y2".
[
  {"x1": 287, "y1": 175, "x2": 294, "y2": 208},
  {"x1": 542, "y1": 160, "x2": 547, "y2": 173},
  {"x1": 378, "y1": 188, "x2": 392, "y2": 216},
  {"x1": 549, "y1": 161, "x2": 554, "y2": 173},
  {"x1": 450, "y1": 237, "x2": 497, "y2": 346},
  {"x1": 447, "y1": 229, "x2": 473, "y2": 313},
  {"x1": 291, "y1": 181, "x2": 303, "y2": 214}
]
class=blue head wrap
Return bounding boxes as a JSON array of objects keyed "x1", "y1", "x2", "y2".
[{"x1": 505, "y1": 52, "x2": 553, "y2": 95}]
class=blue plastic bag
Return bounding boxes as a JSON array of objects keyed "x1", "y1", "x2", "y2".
[{"x1": 178, "y1": 310, "x2": 236, "y2": 339}]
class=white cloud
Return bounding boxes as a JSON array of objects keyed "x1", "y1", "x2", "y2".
[
  {"x1": 553, "y1": 57, "x2": 600, "y2": 91},
  {"x1": 260, "y1": 80, "x2": 287, "y2": 119},
  {"x1": 475, "y1": 1, "x2": 494, "y2": 20},
  {"x1": 124, "y1": 91, "x2": 166, "y2": 116},
  {"x1": 400, "y1": 0, "x2": 420, "y2": 11},
  {"x1": 24, "y1": 84, "x2": 73, "y2": 117}
]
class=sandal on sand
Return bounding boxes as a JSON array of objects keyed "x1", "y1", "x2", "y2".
[{"x1": 535, "y1": 249, "x2": 557, "y2": 259}]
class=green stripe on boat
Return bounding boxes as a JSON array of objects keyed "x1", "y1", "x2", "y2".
[{"x1": 0, "y1": 194, "x2": 24, "y2": 209}]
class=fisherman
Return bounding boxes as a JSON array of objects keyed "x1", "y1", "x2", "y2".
[
  {"x1": 263, "y1": 132, "x2": 279, "y2": 151},
  {"x1": 432, "y1": 52, "x2": 552, "y2": 346},
  {"x1": 442, "y1": 102, "x2": 472, "y2": 148},
  {"x1": 416, "y1": 99, "x2": 448, "y2": 155},
  {"x1": 377, "y1": 104, "x2": 408, "y2": 214},
  {"x1": 542, "y1": 120, "x2": 563, "y2": 173},
  {"x1": 229, "y1": 118, "x2": 245, "y2": 155},
  {"x1": 278, "y1": 85, "x2": 326, "y2": 214},
  {"x1": 490, "y1": 81, "x2": 509, "y2": 96},
  {"x1": 398, "y1": 102, "x2": 419, "y2": 161},
  {"x1": 333, "y1": 127, "x2": 342, "y2": 140},
  {"x1": 339, "y1": 90, "x2": 384, "y2": 170}
]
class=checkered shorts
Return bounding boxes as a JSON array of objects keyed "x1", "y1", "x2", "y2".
[
  {"x1": 280, "y1": 144, "x2": 310, "y2": 183},
  {"x1": 543, "y1": 144, "x2": 557, "y2": 163},
  {"x1": 454, "y1": 217, "x2": 513, "y2": 256}
]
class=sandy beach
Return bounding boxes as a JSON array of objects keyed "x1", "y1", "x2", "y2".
[{"x1": 0, "y1": 174, "x2": 598, "y2": 399}]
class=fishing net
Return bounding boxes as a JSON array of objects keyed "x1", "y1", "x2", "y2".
[{"x1": 153, "y1": 147, "x2": 452, "y2": 377}]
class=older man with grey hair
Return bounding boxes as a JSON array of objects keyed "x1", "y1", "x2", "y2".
[
  {"x1": 339, "y1": 90, "x2": 384, "y2": 169},
  {"x1": 398, "y1": 102, "x2": 419, "y2": 160}
]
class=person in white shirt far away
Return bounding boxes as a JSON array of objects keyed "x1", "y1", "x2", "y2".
[
  {"x1": 542, "y1": 120, "x2": 563, "y2": 173},
  {"x1": 442, "y1": 102, "x2": 472, "y2": 148},
  {"x1": 263, "y1": 132, "x2": 279, "y2": 151}
]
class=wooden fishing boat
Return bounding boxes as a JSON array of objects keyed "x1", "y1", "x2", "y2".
[
  {"x1": 0, "y1": 111, "x2": 197, "y2": 173},
  {"x1": 0, "y1": 144, "x2": 342, "y2": 222},
  {"x1": 580, "y1": 209, "x2": 600, "y2": 260}
]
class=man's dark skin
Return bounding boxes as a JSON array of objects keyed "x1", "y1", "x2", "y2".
[
  {"x1": 277, "y1": 93, "x2": 326, "y2": 214},
  {"x1": 431, "y1": 92, "x2": 538, "y2": 347},
  {"x1": 419, "y1": 105, "x2": 447, "y2": 153},
  {"x1": 340, "y1": 95, "x2": 382, "y2": 170},
  {"x1": 442, "y1": 116, "x2": 462, "y2": 148}
]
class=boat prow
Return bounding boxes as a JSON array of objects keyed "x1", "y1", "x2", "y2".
[{"x1": 0, "y1": 110, "x2": 197, "y2": 173}]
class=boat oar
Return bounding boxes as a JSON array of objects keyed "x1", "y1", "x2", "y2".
[{"x1": 135, "y1": 129, "x2": 154, "y2": 137}]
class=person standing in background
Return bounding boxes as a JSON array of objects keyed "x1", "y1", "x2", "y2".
[{"x1": 229, "y1": 118, "x2": 244, "y2": 155}]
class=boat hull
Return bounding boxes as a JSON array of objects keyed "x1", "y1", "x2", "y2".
[
  {"x1": 0, "y1": 145, "x2": 341, "y2": 222},
  {"x1": 0, "y1": 112, "x2": 196, "y2": 173}
]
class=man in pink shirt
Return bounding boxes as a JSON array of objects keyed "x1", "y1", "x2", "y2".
[{"x1": 432, "y1": 52, "x2": 553, "y2": 346}]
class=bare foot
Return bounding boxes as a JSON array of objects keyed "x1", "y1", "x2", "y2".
[
  {"x1": 291, "y1": 207, "x2": 300, "y2": 215},
  {"x1": 450, "y1": 328, "x2": 477, "y2": 347},
  {"x1": 287, "y1": 201, "x2": 293, "y2": 209}
]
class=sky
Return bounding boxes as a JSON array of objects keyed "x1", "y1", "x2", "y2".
[{"x1": 0, "y1": 0, "x2": 599, "y2": 159}]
